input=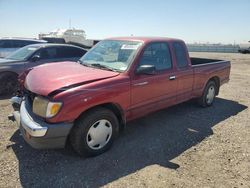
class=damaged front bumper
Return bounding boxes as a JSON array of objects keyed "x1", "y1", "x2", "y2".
[{"x1": 9, "y1": 96, "x2": 73, "y2": 149}]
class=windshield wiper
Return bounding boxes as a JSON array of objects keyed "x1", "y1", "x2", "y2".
[
  {"x1": 78, "y1": 59, "x2": 84, "y2": 64},
  {"x1": 78, "y1": 60, "x2": 93, "y2": 68},
  {"x1": 89, "y1": 63, "x2": 120, "y2": 72},
  {"x1": 78, "y1": 60, "x2": 120, "y2": 72}
]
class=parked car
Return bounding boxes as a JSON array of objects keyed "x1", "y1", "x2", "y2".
[
  {"x1": 0, "y1": 43, "x2": 87, "y2": 95},
  {"x1": 0, "y1": 38, "x2": 47, "y2": 58},
  {"x1": 10, "y1": 37, "x2": 231, "y2": 157},
  {"x1": 238, "y1": 43, "x2": 250, "y2": 54},
  {"x1": 238, "y1": 49, "x2": 250, "y2": 54}
]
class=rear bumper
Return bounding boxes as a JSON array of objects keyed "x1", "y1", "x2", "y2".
[{"x1": 12, "y1": 98, "x2": 73, "y2": 149}]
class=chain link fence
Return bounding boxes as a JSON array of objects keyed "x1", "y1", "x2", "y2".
[{"x1": 187, "y1": 44, "x2": 240, "y2": 53}]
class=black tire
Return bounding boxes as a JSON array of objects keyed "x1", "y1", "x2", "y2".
[
  {"x1": 198, "y1": 80, "x2": 217, "y2": 107},
  {"x1": 0, "y1": 73, "x2": 18, "y2": 96},
  {"x1": 70, "y1": 107, "x2": 119, "y2": 157}
]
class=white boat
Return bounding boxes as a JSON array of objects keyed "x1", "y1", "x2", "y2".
[{"x1": 39, "y1": 29, "x2": 98, "y2": 48}]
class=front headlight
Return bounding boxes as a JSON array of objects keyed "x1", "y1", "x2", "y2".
[{"x1": 33, "y1": 96, "x2": 62, "y2": 118}]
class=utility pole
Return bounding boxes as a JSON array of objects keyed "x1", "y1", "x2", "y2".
[{"x1": 69, "y1": 19, "x2": 71, "y2": 29}]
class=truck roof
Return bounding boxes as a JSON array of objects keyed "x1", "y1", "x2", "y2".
[{"x1": 106, "y1": 36, "x2": 184, "y2": 43}]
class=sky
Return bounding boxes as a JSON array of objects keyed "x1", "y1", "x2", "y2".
[{"x1": 0, "y1": 0, "x2": 250, "y2": 44}]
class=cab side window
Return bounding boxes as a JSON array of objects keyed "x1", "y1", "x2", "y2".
[
  {"x1": 173, "y1": 42, "x2": 189, "y2": 68},
  {"x1": 139, "y1": 42, "x2": 172, "y2": 71},
  {"x1": 38, "y1": 48, "x2": 58, "y2": 60},
  {"x1": 58, "y1": 47, "x2": 86, "y2": 58}
]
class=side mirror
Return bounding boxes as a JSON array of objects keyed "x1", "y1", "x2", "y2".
[
  {"x1": 31, "y1": 55, "x2": 40, "y2": 62},
  {"x1": 136, "y1": 65, "x2": 156, "y2": 75}
]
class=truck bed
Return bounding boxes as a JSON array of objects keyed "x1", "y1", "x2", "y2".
[
  {"x1": 190, "y1": 57, "x2": 224, "y2": 66},
  {"x1": 190, "y1": 57, "x2": 231, "y2": 95}
]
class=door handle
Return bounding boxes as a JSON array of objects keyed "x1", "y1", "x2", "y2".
[
  {"x1": 133, "y1": 81, "x2": 148, "y2": 86},
  {"x1": 169, "y1": 75, "x2": 176, "y2": 80}
]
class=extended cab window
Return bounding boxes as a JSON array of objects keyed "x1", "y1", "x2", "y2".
[
  {"x1": 173, "y1": 42, "x2": 189, "y2": 68},
  {"x1": 139, "y1": 42, "x2": 172, "y2": 71}
]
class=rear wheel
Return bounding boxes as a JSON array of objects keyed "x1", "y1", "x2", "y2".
[
  {"x1": 0, "y1": 73, "x2": 18, "y2": 96},
  {"x1": 198, "y1": 81, "x2": 217, "y2": 107},
  {"x1": 70, "y1": 107, "x2": 119, "y2": 157}
]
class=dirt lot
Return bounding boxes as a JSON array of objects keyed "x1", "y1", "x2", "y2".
[{"x1": 0, "y1": 52, "x2": 249, "y2": 188}]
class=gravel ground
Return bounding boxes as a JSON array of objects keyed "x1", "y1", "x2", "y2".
[{"x1": 0, "y1": 52, "x2": 249, "y2": 188}]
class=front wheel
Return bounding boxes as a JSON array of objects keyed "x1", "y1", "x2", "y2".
[
  {"x1": 0, "y1": 73, "x2": 18, "y2": 96},
  {"x1": 198, "y1": 81, "x2": 217, "y2": 107},
  {"x1": 70, "y1": 107, "x2": 119, "y2": 157}
]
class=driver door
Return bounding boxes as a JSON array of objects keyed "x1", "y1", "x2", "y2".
[{"x1": 130, "y1": 42, "x2": 177, "y2": 119}]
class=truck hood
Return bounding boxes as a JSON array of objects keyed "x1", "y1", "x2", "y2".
[{"x1": 25, "y1": 61, "x2": 120, "y2": 96}]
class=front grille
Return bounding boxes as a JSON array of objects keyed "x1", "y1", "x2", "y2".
[{"x1": 23, "y1": 88, "x2": 37, "y2": 109}]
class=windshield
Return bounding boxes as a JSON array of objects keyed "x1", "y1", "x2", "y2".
[
  {"x1": 5, "y1": 46, "x2": 38, "y2": 61},
  {"x1": 80, "y1": 40, "x2": 142, "y2": 72}
]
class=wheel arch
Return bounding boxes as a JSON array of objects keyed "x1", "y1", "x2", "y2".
[
  {"x1": 0, "y1": 71, "x2": 19, "y2": 95},
  {"x1": 208, "y1": 76, "x2": 220, "y2": 95},
  {"x1": 75, "y1": 102, "x2": 126, "y2": 132},
  {"x1": 0, "y1": 71, "x2": 18, "y2": 77}
]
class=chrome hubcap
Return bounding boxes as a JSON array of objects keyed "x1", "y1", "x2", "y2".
[
  {"x1": 206, "y1": 86, "x2": 215, "y2": 104},
  {"x1": 86, "y1": 119, "x2": 112, "y2": 150}
]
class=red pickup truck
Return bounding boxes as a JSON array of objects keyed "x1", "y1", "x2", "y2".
[{"x1": 10, "y1": 37, "x2": 231, "y2": 157}]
